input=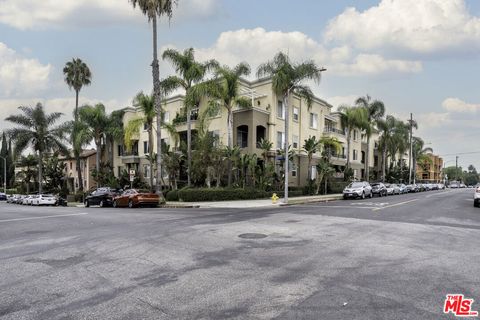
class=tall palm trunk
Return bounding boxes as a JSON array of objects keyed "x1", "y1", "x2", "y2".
[
  {"x1": 38, "y1": 151, "x2": 43, "y2": 194},
  {"x1": 74, "y1": 89, "x2": 84, "y2": 192},
  {"x1": 187, "y1": 109, "x2": 191, "y2": 187},
  {"x1": 307, "y1": 155, "x2": 312, "y2": 181},
  {"x1": 95, "y1": 140, "x2": 100, "y2": 187},
  {"x1": 151, "y1": 16, "x2": 164, "y2": 200},
  {"x1": 345, "y1": 130, "x2": 351, "y2": 170},
  {"x1": 283, "y1": 93, "x2": 289, "y2": 203},
  {"x1": 148, "y1": 125, "x2": 154, "y2": 191},
  {"x1": 382, "y1": 148, "x2": 387, "y2": 182},
  {"x1": 227, "y1": 107, "x2": 233, "y2": 186},
  {"x1": 365, "y1": 135, "x2": 371, "y2": 181}
]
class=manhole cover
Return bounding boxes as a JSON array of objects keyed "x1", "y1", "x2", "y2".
[{"x1": 238, "y1": 233, "x2": 268, "y2": 239}]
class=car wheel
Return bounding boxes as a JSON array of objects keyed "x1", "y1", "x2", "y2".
[
  {"x1": 128, "y1": 200, "x2": 134, "y2": 208},
  {"x1": 369, "y1": 192, "x2": 373, "y2": 198},
  {"x1": 113, "y1": 200, "x2": 118, "y2": 208},
  {"x1": 85, "y1": 200, "x2": 90, "y2": 208},
  {"x1": 361, "y1": 192, "x2": 365, "y2": 200},
  {"x1": 99, "y1": 200, "x2": 104, "y2": 208}
]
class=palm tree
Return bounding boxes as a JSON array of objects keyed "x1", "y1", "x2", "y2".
[
  {"x1": 124, "y1": 92, "x2": 156, "y2": 189},
  {"x1": 161, "y1": 48, "x2": 218, "y2": 186},
  {"x1": 355, "y1": 95, "x2": 385, "y2": 181},
  {"x1": 315, "y1": 160, "x2": 335, "y2": 195},
  {"x1": 376, "y1": 115, "x2": 405, "y2": 182},
  {"x1": 319, "y1": 136, "x2": 342, "y2": 162},
  {"x1": 78, "y1": 103, "x2": 108, "y2": 175},
  {"x1": 63, "y1": 58, "x2": 92, "y2": 122},
  {"x1": 63, "y1": 58, "x2": 92, "y2": 192},
  {"x1": 338, "y1": 106, "x2": 368, "y2": 171},
  {"x1": 6, "y1": 103, "x2": 69, "y2": 193},
  {"x1": 258, "y1": 138, "x2": 273, "y2": 164},
  {"x1": 105, "y1": 109, "x2": 125, "y2": 169},
  {"x1": 129, "y1": 0, "x2": 178, "y2": 199},
  {"x1": 16, "y1": 155, "x2": 38, "y2": 194},
  {"x1": 257, "y1": 52, "x2": 325, "y2": 203},
  {"x1": 303, "y1": 136, "x2": 322, "y2": 182},
  {"x1": 412, "y1": 137, "x2": 433, "y2": 183}
]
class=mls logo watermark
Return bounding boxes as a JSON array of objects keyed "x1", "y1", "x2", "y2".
[{"x1": 444, "y1": 294, "x2": 478, "y2": 317}]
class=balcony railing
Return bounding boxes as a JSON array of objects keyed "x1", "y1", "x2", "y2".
[{"x1": 323, "y1": 127, "x2": 345, "y2": 136}]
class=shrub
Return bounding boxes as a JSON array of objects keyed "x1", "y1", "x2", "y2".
[
  {"x1": 165, "y1": 189, "x2": 179, "y2": 201},
  {"x1": 177, "y1": 188, "x2": 270, "y2": 202},
  {"x1": 273, "y1": 190, "x2": 304, "y2": 198},
  {"x1": 328, "y1": 181, "x2": 349, "y2": 194},
  {"x1": 74, "y1": 191, "x2": 86, "y2": 203}
]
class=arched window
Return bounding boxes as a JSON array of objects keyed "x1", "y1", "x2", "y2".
[
  {"x1": 256, "y1": 125, "x2": 266, "y2": 146},
  {"x1": 237, "y1": 125, "x2": 248, "y2": 148}
]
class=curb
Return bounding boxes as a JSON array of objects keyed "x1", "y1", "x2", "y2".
[{"x1": 280, "y1": 195, "x2": 343, "y2": 206}]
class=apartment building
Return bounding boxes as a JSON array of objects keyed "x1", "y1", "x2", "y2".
[
  {"x1": 416, "y1": 153, "x2": 443, "y2": 183},
  {"x1": 61, "y1": 149, "x2": 97, "y2": 192},
  {"x1": 113, "y1": 77, "x2": 378, "y2": 187}
]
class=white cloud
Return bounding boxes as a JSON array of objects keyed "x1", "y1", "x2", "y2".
[
  {"x1": 0, "y1": 0, "x2": 222, "y2": 30},
  {"x1": 165, "y1": 28, "x2": 422, "y2": 78},
  {"x1": 324, "y1": 0, "x2": 480, "y2": 56},
  {"x1": 442, "y1": 97, "x2": 480, "y2": 113},
  {"x1": 325, "y1": 95, "x2": 359, "y2": 110},
  {"x1": 0, "y1": 42, "x2": 51, "y2": 98}
]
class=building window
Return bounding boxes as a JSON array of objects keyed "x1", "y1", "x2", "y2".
[
  {"x1": 361, "y1": 151, "x2": 366, "y2": 164},
  {"x1": 342, "y1": 147, "x2": 346, "y2": 157},
  {"x1": 310, "y1": 113, "x2": 318, "y2": 129},
  {"x1": 143, "y1": 141, "x2": 149, "y2": 154},
  {"x1": 237, "y1": 125, "x2": 248, "y2": 148},
  {"x1": 118, "y1": 145, "x2": 123, "y2": 157},
  {"x1": 353, "y1": 149, "x2": 358, "y2": 161},
  {"x1": 163, "y1": 111, "x2": 170, "y2": 123},
  {"x1": 353, "y1": 130, "x2": 358, "y2": 141},
  {"x1": 292, "y1": 163, "x2": 297, "y2": 177},
  {"x1": 70, "y1": 162, "x2": 72, "y2": 170},
  {"x1": 277, "y1": 100, "x2": 285, "y2": 119},
  {"x1": 212, "y1": 130, "x2": 220, "y2": 147},
  {"x1": 256, "y1": 126, "x2": 266, "y2": 146},
  {"x1": 277, "y1": 131, "x2": 285, "y2": 149},
  {"x1": 292, "y1": 135, "x2": 299, "y2": 149},
  {"x1": 143, "y1": 122, "x2": 148, "y2": 131},
  {"x1": 293, "y1": 107, "x2": 299, "y2": 122}
]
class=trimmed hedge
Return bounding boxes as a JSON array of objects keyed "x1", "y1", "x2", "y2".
[
  {"x1": 177, "y1": 188, "x2": 270, "y2": 202},
  {"x1": 328, "y1": 181, "x2": 349, "y2": 194},
  {"x1": 165, "y1": 189, "x2": 179, "y2": 201},
  {"x1": 175, "y1": 188, "x2": 309, "y2": 202}
]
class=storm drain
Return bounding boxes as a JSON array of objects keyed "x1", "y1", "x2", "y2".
[{"x1": 238, "y1": 233, "x2": 268, "y2": 239}]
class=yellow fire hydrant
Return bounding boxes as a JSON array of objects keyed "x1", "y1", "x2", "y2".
[{"x1": 271, "y1": 193, "x2": 279, "y2": 204}]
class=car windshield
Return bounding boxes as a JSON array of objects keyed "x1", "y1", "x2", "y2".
[
  {"x1": 42, "y1": 194, "x2": 54, "y2": 197},
  {"x1": 349, "y1": 182, "x2": 364, "y2": 188}
]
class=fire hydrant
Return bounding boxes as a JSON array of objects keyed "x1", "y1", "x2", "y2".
[{"x1": 271, "y1": 193, "x2": 279, "y2": 204}]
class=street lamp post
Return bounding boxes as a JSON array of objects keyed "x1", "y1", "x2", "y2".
[{"x1": 0, "y1": 156, "x2": 6, "y2": 194}]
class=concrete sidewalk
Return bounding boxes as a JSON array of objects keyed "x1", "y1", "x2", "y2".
[{"x1": 167, "y1": 194, "x2": 343, "y2": 208}]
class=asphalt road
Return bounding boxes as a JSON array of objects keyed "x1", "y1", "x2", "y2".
[{"x1": 0, "y1": 188, "x2": 479, "y2": 319}]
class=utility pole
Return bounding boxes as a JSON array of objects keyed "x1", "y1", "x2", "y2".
[
  {"x1": 455, "y1": 155, "x2": 459, "y2": 181},
  {"x1": 408, "y1": 113, "x2": 413, "y2": 185}
]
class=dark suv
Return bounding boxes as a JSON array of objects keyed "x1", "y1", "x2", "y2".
[
  {"x1": 371, "y1": 183, "x2": 387, "y2": 197},
  {"x1": 85, "y1": 187, "x2": 122, "y2": 207}
]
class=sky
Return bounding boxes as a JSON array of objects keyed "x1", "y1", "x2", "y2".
[{"x1": 0, "y1": 0, "x2": 480, "y2": 169}]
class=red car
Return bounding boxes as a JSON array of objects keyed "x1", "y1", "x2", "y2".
[{"x1": 113, "y1": 189, "x2": 159, "y2": 208}]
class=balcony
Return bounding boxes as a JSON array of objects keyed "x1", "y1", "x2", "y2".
[
  {"x1": 323, "y1": 127, "x2": 345, "y2": 136},
  {"x1": 121, "y1": 152, "x2": 141, "y2": 164}
]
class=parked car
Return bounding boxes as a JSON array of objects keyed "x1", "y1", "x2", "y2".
[
  {"x1": 406, "y1": 184, "x2": 419, "y2": 193},
  {"x1": 385, "y1": 184, "x2": 394, "y2": 195},
  {"x1": 56, "y1": 197, "x2": 68, "y2": 207},
  {"x1": 390, "y1": 184, "x2": 401, "y2": 195},
  {"x1": 0, "y1": 192, "x2": 6, "y2": 201},
  {"x1": 371, "y1": 182, "x2": 388, "y2": 197},
  {"x1": 33, "y1": 194, "x2": 57, "y2": 206},
  {"x1": 26, "y1": 195, "x2": 39, "y2": 205},
  {"x1": 399, "y1": 184, "x2": 408, "y2": 194},
  {"x1": 22, "y1": 195, "x2": 33, "y2": 205},
  {"x1": 474, "y1": 186, "x2": 480, "y2": 208},
  {"x1": 343, "y1": 181, "x2": 373, "y2": 199},
  {"x1": 417, "y1": 184, "x2": 426, "y2": 192},
  {"x1": 85, "y1": 187, "x2": 121, "y2": 207},
  {"x1": 438, "y1": 183, "x2": 445, "y2": 190},
  {"x1": 113, "y1": 189, "x2": 160, "y2": 208}
]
